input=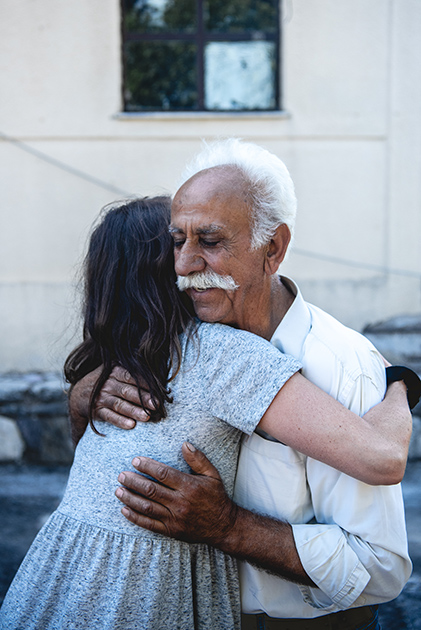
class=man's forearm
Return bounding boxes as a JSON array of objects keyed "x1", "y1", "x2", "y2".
[
  {"x1": 68, "y1": 369, "x2": 100, "y2": 445},
  {"x1": 217, "y1": 505, "x2": 314, "y2": 586}
]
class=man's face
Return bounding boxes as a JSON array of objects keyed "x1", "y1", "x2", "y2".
[{"x1": 170, "y1": 167, "x2": 267, "y2": 330}]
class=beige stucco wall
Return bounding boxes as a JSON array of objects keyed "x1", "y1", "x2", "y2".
[{"x1": 1, "y1": 0, "x2": 420, "y2": 371}]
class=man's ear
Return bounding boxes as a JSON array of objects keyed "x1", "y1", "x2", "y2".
[{"x1": 264, "y1": 224, "x2": 291, "y2": 275}]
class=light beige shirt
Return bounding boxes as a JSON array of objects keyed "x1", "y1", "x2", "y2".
[{"x1": 234, "y1": 277, "x2": 412, "y2": 618}]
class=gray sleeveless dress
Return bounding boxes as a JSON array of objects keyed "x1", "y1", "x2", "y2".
[{"x1": 0, "y1": 323, "x2": 300, "y2": 630}]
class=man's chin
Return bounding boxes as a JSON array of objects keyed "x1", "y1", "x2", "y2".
[
  {"x1": 186, "y1": 288, "x2": 234, "y2": 324},
  {"x1": 191, "y1": 302, "x2": 224, "y2": 324}
]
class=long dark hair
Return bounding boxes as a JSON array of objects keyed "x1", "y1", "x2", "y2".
[{"x1": 64, "y1": 196, "x2": 194, "y2": 428}]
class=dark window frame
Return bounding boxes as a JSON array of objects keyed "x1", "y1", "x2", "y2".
[{"x1": 121, "y1": 0, "x2": 281, "y2": 112}]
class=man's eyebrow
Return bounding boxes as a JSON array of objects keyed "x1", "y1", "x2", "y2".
[
  {"x1": 197, "y1": 224, "x2": 224, "y2": 235},
  {"x1": 168, "y1": 224, "x2": 224, "y2": 235}
]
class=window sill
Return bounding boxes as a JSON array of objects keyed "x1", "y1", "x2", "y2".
[{"x1": 113, "y1": 110, "x2": 291, "y2": 121}]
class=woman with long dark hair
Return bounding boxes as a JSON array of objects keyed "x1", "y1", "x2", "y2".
[
  {"x1": 0, "y1": 197, "x2": 411, "y2": 630},
  {"x1": 64, "y1": 196, "x2": 195, "y2": 427}
]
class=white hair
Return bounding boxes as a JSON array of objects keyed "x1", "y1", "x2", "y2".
[{"x1": 178, "y1": 138, "x2": 297, "y2": 250}]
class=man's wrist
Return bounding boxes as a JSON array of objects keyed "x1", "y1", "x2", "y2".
[
  {"x1": 215, "y1": 505, "x2": 313, "y2": 585},
  {"x1": 214, "y1": 503, "x2": 246, "y2": 556}
]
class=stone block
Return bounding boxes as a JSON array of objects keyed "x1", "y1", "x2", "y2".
[
  {"x1": 364, "y1": 315, "x2": 421, "y2": 366},
  {"x1": 31, "y1": 375, "x2": 68, "y2": 402},
  {"x1": 0, "y1": 416, "x2": 25, "y2": 462},
  {"x1": 16, "y1": 416, "x2": 74, "y2": 465}
]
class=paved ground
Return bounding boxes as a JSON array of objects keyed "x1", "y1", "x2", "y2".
[{"x1": 0, "y1": 461, "x2": 420, "y2": 627}]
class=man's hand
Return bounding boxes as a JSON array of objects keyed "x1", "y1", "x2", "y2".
[
  {"x1": 115, "y1": 442, "x2": 313, "y2": 584},
  {"x1": 115, "y1": 442, "x2": 239, "y2": 546},
  {"x1": 92, "y1": 366, "x2": 153, "y2": 428},
  {"x1": 68, "y1": 365, "x2": 155, "y2": 445}
]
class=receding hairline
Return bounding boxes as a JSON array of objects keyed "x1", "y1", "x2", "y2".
[
  {"x1": 180, "y1": 161, "x2": 253, "y2": 187},
  {"x1": 173, "y1": 163, "x2": 255, "y2": 211}
]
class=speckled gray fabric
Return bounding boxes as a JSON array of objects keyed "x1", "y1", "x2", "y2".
[{"x1": 0, "y1": 323, "x2": 300, "y2": 630}]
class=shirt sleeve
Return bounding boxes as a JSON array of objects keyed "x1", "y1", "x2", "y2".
[
  {"x1": 292, "y1": 358, "x2": 412, "y2": 609},
  {"x1": 198, "y1": 323, "x2": 301, "y2": 435}
]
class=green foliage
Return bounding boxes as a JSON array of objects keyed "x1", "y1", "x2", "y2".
[
  {"x1": 205, "y1": 0, "x2": 278, "y2": 32},
  {"x1": 123, "y1": 0, "x2": 195, "y2": 33},
  {"x1": 124, "y1": 42, "x2": 197, "y2": 110},
  {"x1": 123, "y1": 0, "x2": 277, "y2": 33},
  {"x1": 122, "y1": 0, "x2": 279, "y2": 111},
  {"x1": 164, "y1": 0, "x2": 196, "y2": 31}
]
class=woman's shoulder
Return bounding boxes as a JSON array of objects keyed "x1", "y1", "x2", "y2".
[
  {"x1": 197, "y1": 321, "x2": 267, "y2": 345},
  {"x1": 193, "y1": 322, "x2": 278, "y2": 362},
  {"x1": 179, "y1": 322, "x2": 301, "y2": 383}
]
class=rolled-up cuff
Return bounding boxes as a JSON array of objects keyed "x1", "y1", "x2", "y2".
[{"x1": 292, "y1": 523, "x2": 371, "y2": 609}]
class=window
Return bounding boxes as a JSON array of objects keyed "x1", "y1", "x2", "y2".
[{"x1": 121, "y1": 0, "x2": 280, "y2": 112}]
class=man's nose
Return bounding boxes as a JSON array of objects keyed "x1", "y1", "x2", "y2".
[{"x1": 174, "y1": 242, "x2": 206, "y2": 276}]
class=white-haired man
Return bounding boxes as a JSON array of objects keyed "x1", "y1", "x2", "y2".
[{"x1": 69, "y1": 140, "x2": 412, "y2": 630}]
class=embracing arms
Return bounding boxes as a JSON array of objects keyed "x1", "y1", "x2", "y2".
[
  {"x1": 113, "y1": 372, "x2": 412, "y2": 593},
  {"x1": 67, "y1": 366, "x2": 412, "y2": 589},
  {"x1": 68, "y1": 366, "x2": 411, "y2": 485}
]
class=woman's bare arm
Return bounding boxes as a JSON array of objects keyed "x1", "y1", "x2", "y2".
[{"x1": 258, "y1": 373, "x2": 411, "y2": 485}]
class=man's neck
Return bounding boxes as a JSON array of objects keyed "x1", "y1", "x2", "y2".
[
  {"x1": 266, "y1": 275, "x2": 295, "y2": 339},
  {"x1": 243, "y1": 276, "x2": 295, "y2": 341}
]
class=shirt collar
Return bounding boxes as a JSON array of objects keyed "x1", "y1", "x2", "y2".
[{"x1": 270, "y1": 276, "x2": 312, "y2": 359}]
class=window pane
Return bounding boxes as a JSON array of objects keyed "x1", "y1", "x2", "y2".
[
  {"x1": 124, "y1": 41, "x2": 197, "y2": 110},
  {"x1": 205, "y1": 0, "x2": 278, "y2": 33},
  {"x1": 123, "y1": 0, "x2": 196, "y2": 34},
  {"x1": 205, "y1": 41, "x2": 276, "y2": 110}
]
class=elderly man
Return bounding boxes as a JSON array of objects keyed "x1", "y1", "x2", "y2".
[{"x1": 70, "y1": 140, "x2": 413, "y2": 630}]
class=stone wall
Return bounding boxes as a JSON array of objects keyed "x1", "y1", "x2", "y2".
[
  {"x1": 0, "y1": 373, "x2": 73, "y2": 464},
  {"x1": 364, "y1": 314, "x2": 421, "y2": 461}
]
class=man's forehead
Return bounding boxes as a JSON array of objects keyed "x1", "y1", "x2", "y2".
[{"x1": 170, "y1": 165, "x2": 252, "y2": 234}]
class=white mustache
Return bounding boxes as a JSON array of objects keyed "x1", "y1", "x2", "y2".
[{"x1": 177, "y1": 270, "x2": 239, "y2": 292}]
